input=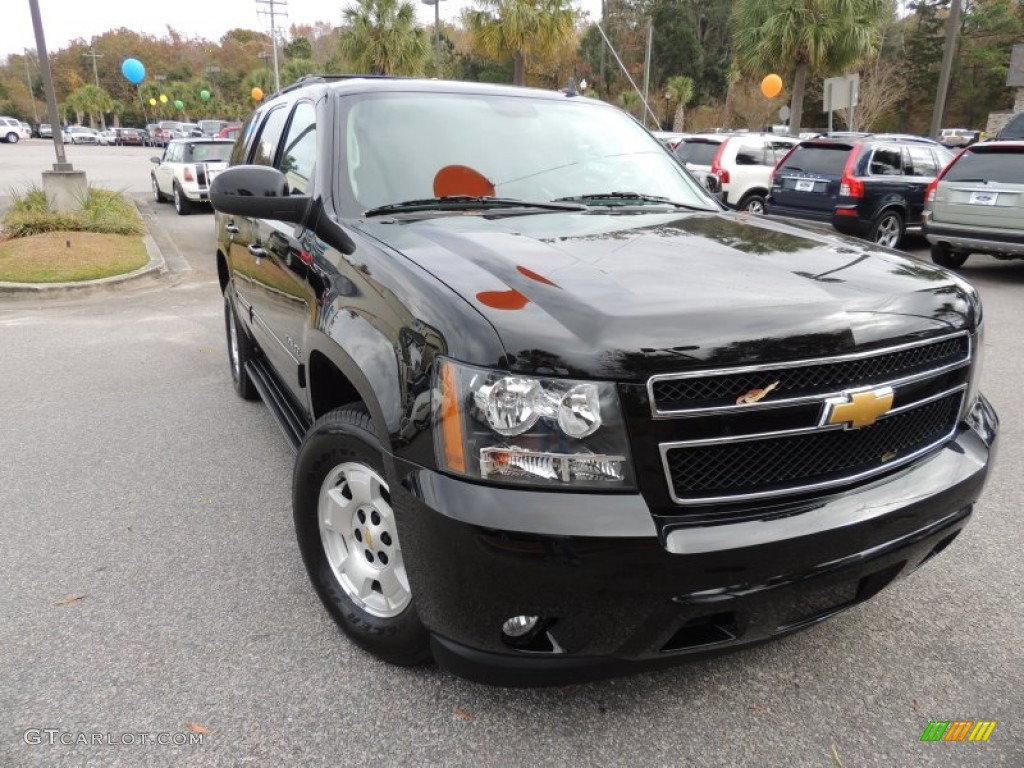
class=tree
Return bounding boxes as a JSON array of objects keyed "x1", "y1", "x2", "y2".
[
  {"x1": 340, "y1": 0, "x2": 427, "y2": 76},
  {"x1": 65, "y1": 84, "x2": 114, "y2": 127},
  {"x1": 665, "y1": 75, "x2": 694, "y2": 131},
  {"x1": 618, "y1": 89, "x2": 642, "y2": 118},
  {"x1": 731, "y1": 0, "x2": 888, "y2": 136},
  {"x1": 464, "y1": 0, "x2": 578, "y2": 86}
]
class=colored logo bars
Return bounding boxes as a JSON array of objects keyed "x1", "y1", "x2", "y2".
[{"x1": 920, "y1": 720, "x2": 997, "y2": 742}]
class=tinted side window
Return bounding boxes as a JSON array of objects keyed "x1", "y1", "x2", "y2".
[
  {"x1": 250, "y1": 106, "x2": 290, "y2": 166},
  {"x1": 735, "y1": 145, "x2": 763, "y2": 166},
  {"x1": 230, "y1": 112, "x2": 260, "y2": 166},
  {"x1": 999, "y1": 113, "x2": 1024, "y2": 138},
  {"x1": 869, "y1": 147, "x2": 902, "y2": 176},
  {"x1": 905, "y1": 146, "x2": 938, "y2": 177},
  {"x1": 277, "y1": 102, "x2": 317, "y2": 195}
]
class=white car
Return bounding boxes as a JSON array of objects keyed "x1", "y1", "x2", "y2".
[
  {"x1": 673, "y1": 133, "x2": 799, "y2": 213},
  {"x1": 0, "y1": 116, "x2": 31, "y2": 143},
  {"x1": 98, "y1": 129, "x2": 118, "y2": 146},
  {"x1": 150, "y1": 138, "x2": 234, "y2": 215},
  {"x1": 65, "y1": 126, "x2": 99, "y2": 145}
]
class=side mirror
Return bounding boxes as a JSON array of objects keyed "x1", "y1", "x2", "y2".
[
  {"x1": 150, "y1": 156, "x2": 161, "y2": 164},
  {"x1": 210, "y1": 165, "x2": 310, "y2": 224}
]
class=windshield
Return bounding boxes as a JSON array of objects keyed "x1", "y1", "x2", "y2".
[
  {"x1": 341, "y1": 92, "x2": 716, "y2": 213},
  {"x1": 186, "y1": 142, "x2": 232, "y2": 162}
]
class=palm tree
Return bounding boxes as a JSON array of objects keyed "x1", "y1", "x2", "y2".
[
  {"x1": 731, "y1": 0, "x2": 887, "y2": 136},
  {"x1": 341, "y1": 0, "x2": 427, "y2": 76},
  {"x1": 464, "y1": 0, "x2": 578, "y2": 86},
  {"x1": 66, "y1": 84, "x2": 114, "y2": 129},
  {"x1": 665, "y1": 75, "x2": 694, "y2": 132},
  {"x1": 618, "y1": 90, "x2": 642, "y2": 119}
]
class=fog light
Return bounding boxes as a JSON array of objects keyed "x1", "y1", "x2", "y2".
[{"x1": 502, "y1": 615, "x2": 540, "y2": 638}]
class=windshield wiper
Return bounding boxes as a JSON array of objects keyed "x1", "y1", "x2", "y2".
[
  {"x1": 553, "y1": 191, "x2": 710, "y2": 211},
  {"x1": 363, "y1": 195, "x2": 586, "y2": 217}
]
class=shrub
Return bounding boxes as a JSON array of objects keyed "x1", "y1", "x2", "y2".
[{"x1": 2, "y1": 185, "x2": 145, "y2": 239}]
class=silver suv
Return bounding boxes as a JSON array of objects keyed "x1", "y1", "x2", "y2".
[{"x1": 924, "y1": 140, "x2": 1024, "y2": 268}]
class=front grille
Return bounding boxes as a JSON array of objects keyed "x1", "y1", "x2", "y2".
[
  {"x1": 664, "y1": 391, "x2": 962, "y2": 503},
  {"x1": 651, "y1": 334, "x2": 969, "y2": 414}
]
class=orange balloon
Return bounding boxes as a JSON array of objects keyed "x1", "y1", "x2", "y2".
[
  {"x1": 761, "y1": 74, "x2": 783, "y2": 99},
  {"x1": 251, "y1": 87, "x2": 264, "y2": 101}
]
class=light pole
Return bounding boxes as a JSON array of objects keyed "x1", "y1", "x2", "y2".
[
  {"x1": 421, "y1": 0, "x2": 443, "y2": 79},
  {"x1": 664, "y1": 90, "x2": 671, "y2": 130},
  {"x1": 24, "y1": 49, "x2": 40, "y2": 125}
]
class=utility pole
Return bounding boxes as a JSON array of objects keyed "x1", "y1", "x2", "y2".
[
  {"x1": 83, "y1": 47, "x2": 102, "y2": 88},
  {"x1": 600, "y1": 0, "x2": 607, "y2": 97},
  {"x1": 24, "y1": 50, "x2": 39, "y2": 124},
  {"x1": 256, "y1": 0, "x2": 287, "y2": 93},
  {"x1": 421, "y1": 0, "x2": 444, "y2": 79},
  {"x1": 930, "y1": 0, "x2": 962, "y2": 139}
]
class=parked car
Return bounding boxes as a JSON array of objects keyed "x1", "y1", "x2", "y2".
[
  {"x1": 65, "y1": 125, "x2": 99, "y2": 145},
  {"x1": 939, "y1": 128, "x2": 976, "y2": 148},
  {"x1": 216, "y1": 122, "x2": 243, "y2": 141},
  {"x1": 207, "y1": 76, "x2": 996, "y2": 686},
  {"x1": 115, "y1": 127, "x2": 146, "y2": 146},
  {"x1": 675, "y1": 133, "x2": 799, "y2": 213},
  {"x1": 0, "y1": 116, "x2": 30, "y2": 143},
  {"x1": 198, "y1": 119, "x2": 230, "y2": 137},
  {"x1": 150, "y1": 138, "x2": 234, "y2": 215},
  {"x1": 98, "y1": 129, "x2": 118, "y2": 146},
  {"x1": 176, "y1": 122, "x2": 201, "y2": 138},
  {"x1": 923, "y1": 140, "x2": 1024, "y2": 268},
  {"x1": 152, "y1": 120, "x2": 182, "y2": 147},
  {"x1": 652, "y1": 130, "x2": 690, "y2": 151},
  {"x1": 38, "y1": 123, "x2": 53, "y2": 139},
  {"x1": 765, "y1": 137, "x2": 955, "y2": 248},
  {"x1": 995, "y1": 111, "x2": 1024, "y2": 141}
]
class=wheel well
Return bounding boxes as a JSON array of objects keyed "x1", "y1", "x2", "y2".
[
  {"x1": 739, "y1": 188, "x2": 768, "y2": 202},
  {"x1": 216, "y1": 251, "x2": 229, "y2": 294},
  {"x1": 875, "y1": 204, "x2": 905, "y2": 222},
  {"x1": 309, "y1": 351, "x2": 363, "y2": 421}
]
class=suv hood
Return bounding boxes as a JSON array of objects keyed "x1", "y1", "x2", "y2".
[{"x1": 353, "y1": 212, "x2": 975, "y2": 379}]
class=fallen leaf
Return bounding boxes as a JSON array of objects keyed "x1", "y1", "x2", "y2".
[
  {"x1": 831, "y1": 742, "x2": 845, "y2": 768},
  {"x1": 454, "y1": 708, "x2": 473, "y2": 722},
  {"x1": 911, "y1": 698, "x2": 920, "y2": 712},
  {"x1": 185, "y1": 722, "x2": 212, "y2": 735},
  {"x1": 55, "y1": 593, "x2": 87, "y2": 606},
  {"x1": 748, "y1": 703, "x2": 770, "y2": 714}
]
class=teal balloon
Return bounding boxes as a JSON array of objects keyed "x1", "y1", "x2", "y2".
[
  {"x1": 121, "y1": 58, "x2": 145, "y2": 84},
  {"x1": 200, "y1": 89, "x2": 211, "y2": 101},
  {"x1": 174, "y1": 100, "x2": 184, "y2": 110}
]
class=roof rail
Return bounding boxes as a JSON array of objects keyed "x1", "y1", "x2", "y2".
[{"x1": 269, "y1": 73, "x2": 403, "y2": 99}]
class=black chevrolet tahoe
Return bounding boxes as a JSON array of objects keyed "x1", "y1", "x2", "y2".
[{"x1": 210, "y1": 76, "x2": 998, "y2": 686}]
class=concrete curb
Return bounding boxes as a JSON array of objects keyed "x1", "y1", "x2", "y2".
[
  {"x1": 0, "y1": 200, "x2": 187, "y2": 298},
  {"x1": 0, "y1": 234, "x2": 166, "y2": 297}
]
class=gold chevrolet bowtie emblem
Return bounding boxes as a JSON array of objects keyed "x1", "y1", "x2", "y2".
[
  {"x1": 823, "y1": 387, "x2": 894, "y2": 429},
  {"x1": 364, "y1": 527, "x2": 374, "y2": 549}
]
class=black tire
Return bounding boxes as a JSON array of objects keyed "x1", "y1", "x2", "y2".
[
  {"x1": 930, "y1": 242, "x2": 969, "y2": 269},
  {"x1": 173, "y1": 183, "x2": 192, "y2": 216},
  {"x1": 869, "y1": 209, "x2": 904, "y2": 249},
  {"x1": 737, "y1": 192, "x2": 766, "y2": 214},
  {"x1": 293, "y1": 406, "x2": 431, "y2": 667},
  {"x1": 151, "y1": 175, "x2": 166, "y2": 203},
  {"x1": 224, "y1": 286, "x2": 259, "y2": 401}
]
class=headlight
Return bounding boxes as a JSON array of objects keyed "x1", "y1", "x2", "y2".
[{"x1": 434, "y1": 358, "x2": 635, "y2": 488}]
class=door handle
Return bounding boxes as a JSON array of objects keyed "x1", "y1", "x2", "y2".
[
  {"x1": 225, "y1": 223, "x2": 240, "y2": 234},
  {"x1": 248, "y1": 244, "x2": 266, "y2": 259}
]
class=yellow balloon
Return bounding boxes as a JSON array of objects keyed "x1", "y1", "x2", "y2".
[
  {"x1": 149, "y1": 98, "x2": 156, "y2": 106},
  {"x1": 761, "y1": 74, "x2": 783, "y2": 99},
  {"x1": 251, "y1": 87, "x2": 264, "y2": 101},
  {"x1": 159, "y1": 94, "x2": 168, "y2": 103}
]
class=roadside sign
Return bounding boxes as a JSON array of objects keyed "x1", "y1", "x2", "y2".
[{"x1": 823, "y1": 75, "x2": 859, "y2": 112}]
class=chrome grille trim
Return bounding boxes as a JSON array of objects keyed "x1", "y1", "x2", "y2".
[
  {"x1": 647, "y1": 331, "x2": 971, "y2": 419},
  {"x1": 659, "y1": 385, "x2": 965, "y2": 506}
]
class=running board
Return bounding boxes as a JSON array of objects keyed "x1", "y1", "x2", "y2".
[{"x1": 245, "y1": 359, "x2": 311, "y2": 452}]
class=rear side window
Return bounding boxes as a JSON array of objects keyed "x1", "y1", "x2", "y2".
[
  {"x1": 944, "y1": 148, "x2": 1024, "y2": 184},
  {"x1": 278, "y1": 102, "x2": 317, "y2": 195},
  {"x1": 777, "y1": 145, "x2": 850, "y2": 176},
  {"x1": 868, "y1": 147, "x2": 902, "y2": 176},
  {"x1": 674, "y1": 140, "x2": 721, "y2": 165},
  {"x1": 250, "y1": 106, "x2": 290, "y2": 166}
]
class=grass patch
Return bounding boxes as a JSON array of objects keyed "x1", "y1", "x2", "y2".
[
  {"x1": 3, "y1": 185, "x2": 145, "y2": 238},
  {"x1": 0, "y1": 232, "x2": 148, "y2": 283}
]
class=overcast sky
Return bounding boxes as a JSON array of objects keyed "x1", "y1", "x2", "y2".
[{"x1": 3, "y1": 0, "x2": 603, "y2": 60}]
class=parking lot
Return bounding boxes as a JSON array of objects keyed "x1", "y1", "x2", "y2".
[{"x1": 1, "y1": 141, "x2": 1021, "y2": 767}]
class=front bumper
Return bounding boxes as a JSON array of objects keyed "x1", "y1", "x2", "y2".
[{"x1": 392, "y1": 396, "x2": 997, "y2": 686}]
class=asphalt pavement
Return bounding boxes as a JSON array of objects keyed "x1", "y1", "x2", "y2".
[{"x1": 0, "y1": 141, "x2": 1021, "y2": 767}]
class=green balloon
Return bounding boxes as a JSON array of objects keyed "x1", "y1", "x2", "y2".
[
  {"x1": 174, "y1": 99, "x2": 184, "y2": 110},
  {"x1": 200, "y1": 89, "x2": 211, "y2": 101}
]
